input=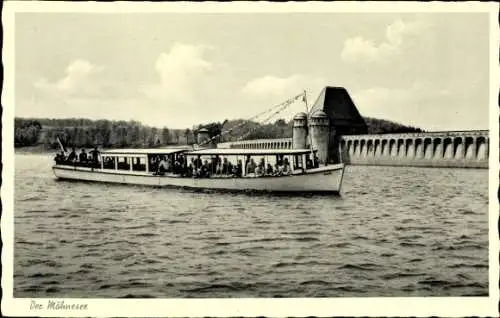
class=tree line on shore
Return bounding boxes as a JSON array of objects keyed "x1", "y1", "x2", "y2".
[
  {"x1": 363, "y1": 117, "x2": 423, "y2": 134},
  {"x1": 14, "y1": 117, "x2": 422, "y2": 149}
]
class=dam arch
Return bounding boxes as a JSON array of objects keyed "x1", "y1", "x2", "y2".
[
  {"x1": 406, "y1": 139, "x2": 414, "y2": 158},
  {"x1": 443, "y1": 138, "x2": 453, "y2": 159},
  {"x1": 453, "y1": 137, "x2": 464, "y2": 159},
  {"x1": 465, "y1": 137, "x2": 475, "y2": 159}
]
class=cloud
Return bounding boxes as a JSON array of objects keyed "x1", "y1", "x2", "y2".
[
  {"x1": 350, "y1": 80, "x2": 488, "y2": 131},
  {"x1": 240, "y1": 75, "x2": 327, "y2": 121},
  {"x1": 34, "y1": 59, "x2": 104, "y2": 97},
  {"x1": 241, "y1": 75, "x2": 326, "y2": 99},
  {"x1": 341, "y1": 19, "x2": 429, "y2": 64},
  {"x1": 141, "y1": 42, "x2": 213, "y2": 105},
  {"x1": 242, "y1": 75, "x2": 303, "y2": 97},
  {"x1": 352, "y1": 82, "x2": 437, "y2": 122}
]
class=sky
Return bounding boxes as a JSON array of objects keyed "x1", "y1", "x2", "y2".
[{"x1": 15, "y1": 11, "x2": 490, "y2": 130}]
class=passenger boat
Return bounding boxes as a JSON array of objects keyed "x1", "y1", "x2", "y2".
[
  {"x1": 52, "y1": 91, "x2": 346, "y2": 194},
  {"x1": 52, "y1": 147, "x2": 345, "y2": 194}
]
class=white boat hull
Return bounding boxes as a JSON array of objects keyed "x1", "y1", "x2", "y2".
[{"x1": 52, "y1": 164, "x2": 345, "y2": 194}]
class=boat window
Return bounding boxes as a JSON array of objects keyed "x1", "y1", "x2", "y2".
[
  {"x1": 305, "y1": 153, "x2": 313, "y2": 169},
  {"x1": 148, "y1": 155, "x2": 160, "y2": 173},
  {"x1": 117, "y1": 157, "x2": 130, "y2": 170},
  {"x1": 132, "y1": 157, "x2": 146, "y2": 172},
  {"x1": 102, "y1": 156, "x2": 116, "y2": 170},
  {"x1": 294, "y1": 154, "x2": 303, "y2": 170}
]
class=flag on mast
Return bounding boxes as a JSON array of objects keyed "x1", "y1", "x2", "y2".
[{"x1": 302, "y1": 90, "x2": 309, "y2": 114}]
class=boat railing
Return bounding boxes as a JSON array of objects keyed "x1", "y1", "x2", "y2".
[
  {"x1": 152, "y1": 167, "x2": 306, "y2": 179},
  {"x1": 55, "y1": 159, "x2": 100, "y2": 168}
]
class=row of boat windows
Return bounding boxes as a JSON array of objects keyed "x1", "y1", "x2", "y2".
[
  {"x1": 102, "y1": 154, "x2": 320, "y2": 177},
  {"x1": 56, "y1": 151, "x2": 320, "y2": 177},
  {"x1": 102, "y1": 156, "x2": 147, "y2": 171}
]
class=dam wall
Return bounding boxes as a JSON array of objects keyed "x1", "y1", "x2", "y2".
[
  {"x1": 216, "y1": 87, "x2": 488, "y2": 169},
  {"x1": 340, "y1": 130, "x2": 489, "y2": 169},
  {"x1": 219, "y1": 130, "x2": 489, "y2": 169}
]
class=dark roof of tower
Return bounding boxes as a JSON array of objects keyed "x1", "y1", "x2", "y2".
[{"x1": 310, "y1": 86, "x2": 367, "y2": 133}]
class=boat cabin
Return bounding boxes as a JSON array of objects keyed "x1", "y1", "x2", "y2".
[
  {"x1": 58, "y1": 146, "x2": 320, "y2": 178},
  {"x1": 100, "y1": 147, "x2": 190, "y2": 174}
]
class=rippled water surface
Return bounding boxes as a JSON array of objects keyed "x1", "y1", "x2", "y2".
[{"x1": 14, "y1": 154, "x2": 489, "y2": 297}]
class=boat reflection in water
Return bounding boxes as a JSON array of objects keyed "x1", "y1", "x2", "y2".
[{"x1": 52, "y1": 147, "x2": 345, "y2": 195}]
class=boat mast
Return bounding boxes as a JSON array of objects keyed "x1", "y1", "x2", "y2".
[
  {"x1": 303, "y1": 90, "x2": 315, "y2": 158},
  {"x1": 198, "y1": 92, "x2": 305, "y2": 147},
  {"x1": 56, "y1": 137, "x2": 68, "y2": 155}
]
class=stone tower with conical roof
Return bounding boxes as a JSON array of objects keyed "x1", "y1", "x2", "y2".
[{"x1": 309, "y1": 86, "x2": 367, "y2": 162}]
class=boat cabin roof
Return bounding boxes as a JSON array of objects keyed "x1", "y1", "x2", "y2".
[
  {"x1": 186, "y1": 148, "x2": 316, "y2": 156},
  {"x1": 101, "y1": 147, "x2": 190, "y2": 156},
  {"x1": 100, "y1": 147, "x2": 317, "y2": 157}
]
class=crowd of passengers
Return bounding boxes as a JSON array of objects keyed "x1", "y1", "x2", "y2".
[
  {"x1": 54, "y1": 147, "x2": 101, "y2": 167},
  {"x1": 55, "y1": 147, "x2": 321, "y2": 177},
  {"x1": 152, "y1": 153, "x2": 320, "y2": 178}
]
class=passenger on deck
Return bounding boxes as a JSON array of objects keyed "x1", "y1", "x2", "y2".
[
  {"x1": 67, "y1": 147, "x2": 77, "y2": 162},
  {"x1": 173, "y1": 158, "x2": 181, "y2": 174},
  {"x1": 167, "y1": 157, "x2": 173, "y2": 172},
  {"x1": 201, "y1": 160, "x2": 210, "y2": 177},
  {"x1": 105, "y1": 156, "x2": 114, "y2": 169},
  {"x1": 215, "y1": 160, "x2": 222, "y2": 175},
  {"x1": 246, "y1": 158, "x2": 256, "y2": 175},
  {"x1": 283, "y1": 158, "x2": 291, "y2": 175},
  {"x1": 266, "y1": 163, "x2": 274, "y2": 175},
  {"x1": 89, "y1": 147, "x2": 100, "y2": 167},
  {"x1": 179, "y1": 154, "x2": 188, "y2": 175},
  {"x1": 275, "y1": 163, "x2": 283, "y2": 176},
  {"x1": 149, "y1": 156, "x2": 156, "y2": 172},
  {"x1": 222, "y1": 157, "x2": 230, "y2": 175},
  {"x1": 187, "y1": 158, "x2": 195, "y2": 177},
  {"x1": 54, "y1": 151, "x2": 66, "y2": 164},
  {"x1": 79, "y1": 149, "x2": 88, "y2": 163},
  {"x1": 256, "y1": 158, "x2": 265, "y2": 176},
  {"x1": 157, "y1": 156, "x2": 169, "y2": 174},
  {"x1": 195, "y1": 156, "x2": 202, "y2": 171},
  {"x1": 214, "y1": 156, "x2": 222, "y2": 175},
  {"x1": 209, "y1": 159, "x2": 216, "y2": 175},
  {"x1": 313, "y1": 154, "x2": 319, "y2": 168},
  {"x1": 244, "y1": 158, "x2": 248, "y2": 173},
  {"x1": 276, "y1": 155, "x2": 284, "y2": 167},
  {"x1": 195, "y1": 161, "x2": 201, "y2": 177},
  {"x1": 178, "y1": 154, "x2": 185, "y2": 168},
  {"x1": 234, "y1": 159, "x2": 243, "y2": 177}
]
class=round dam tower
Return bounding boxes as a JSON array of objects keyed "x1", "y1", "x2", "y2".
[
  {"x1": 196, "y1": 128, "x2": 212, "y2": 148},
  {"x1": 309, "y1": 110, "x2": 330, "y2": 164},
  {"x1": 292, "y1": 112, "x2": 308, "y2": 149}
]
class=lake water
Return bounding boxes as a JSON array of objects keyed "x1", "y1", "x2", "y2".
[{"x1": 13, "y1": 153, "x2": 489, "y2": 298}]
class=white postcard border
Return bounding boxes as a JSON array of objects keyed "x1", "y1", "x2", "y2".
[{"x1": 2, "y1": 1, "x2": 498, "y2": 317}]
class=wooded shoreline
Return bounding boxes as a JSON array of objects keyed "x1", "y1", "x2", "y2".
[{"x1": 14, "y1": 117, "x2": 423, "y2": 151}]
